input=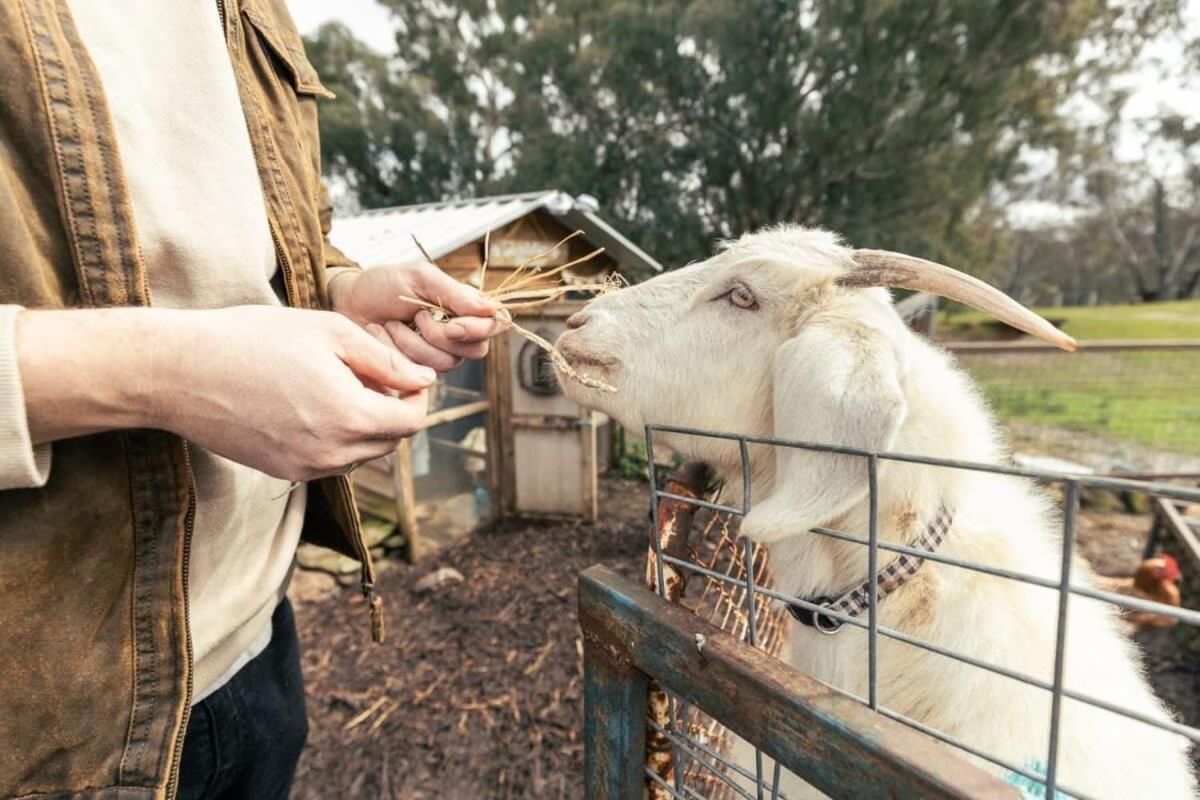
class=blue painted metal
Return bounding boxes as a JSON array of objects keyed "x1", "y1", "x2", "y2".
[{"x1": 583, "y1": 637, "x2": 649, "y2": 800}]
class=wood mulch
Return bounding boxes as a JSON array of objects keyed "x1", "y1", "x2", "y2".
[
  {"x1": 290, "y1": 480, "x2": 1198, "y2": 798},
  {"x1": 290, "y1": 478, "x2": 649, "y2": 800}
]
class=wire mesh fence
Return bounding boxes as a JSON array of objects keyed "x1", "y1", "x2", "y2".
[
  {"x1": 946, "y1": 342, "x2": 1200, "y2": 467},
  {"x1": 639, "y1": 424, "x2": 1200, "y2": 800},
  {"x1": 642, "y1": 482, "x2": 786, "y2": 800}
]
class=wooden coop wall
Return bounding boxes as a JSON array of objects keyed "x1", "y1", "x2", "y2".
[
  {"x1": 501, "y1": 309, "x2": 601, "y2": 520},
  {"x1": 469, "y1": 211, "x2": 614, "y2": 522},
  {"x1": 438, "y1": 209, "x2": 618, "y2": 292}
]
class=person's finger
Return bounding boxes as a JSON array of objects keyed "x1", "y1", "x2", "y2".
[
  {"x1": 361, "y1": 324, "x2": 403, "y2": 395},
  {"x1": 384, "y1": 320, "x2": 464, "y2": 373},
  {"x1": 439, "y1": 315, "x2": 509, "y2": 343},
  {"x1": 336, "y1": 322, "x2": 437, "y2": 392},
  {"x1": 364, "y1": 323, "x2": 392, "y2": 347},
  {"x1": 357, "y1": 387, "x2": 429, "y2": 439},
  {"x1": 414, "y1": 263, "x2": 502, "y2": 318},
  {"x1": 413, "y1": 310, "x2": 490, "y2": 359},
  {"x1": 304, "y1": 434, "x2": 408, "y2": 479},
  {"x1": 338, "y1": 438, "x2": 405, "y2": 473}
]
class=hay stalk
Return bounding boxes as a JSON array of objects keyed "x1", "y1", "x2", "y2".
[{"x1": 398, "y1": 232, "x2": 618, "y2": 392}]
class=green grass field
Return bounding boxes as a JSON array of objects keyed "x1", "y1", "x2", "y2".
[
  {"x1": 956, "y1": 350, "x2": 1200, "y2": 454},
  {"x1": 938, "y1": 300, "x2": 1200, "y2": 457}
]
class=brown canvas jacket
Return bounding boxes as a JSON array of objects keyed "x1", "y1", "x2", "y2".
[{"x1": 0, "y1": 1, "x2": 376, "y2": 797}]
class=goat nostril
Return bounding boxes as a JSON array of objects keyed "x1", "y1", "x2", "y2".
[{"x1": 566, "y1": 311, "x2": 589, "y2": 330}]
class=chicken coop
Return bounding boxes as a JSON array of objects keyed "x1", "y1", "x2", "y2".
[{"x1": 328, "y1": 191, "x2": 662, "y2": 560}]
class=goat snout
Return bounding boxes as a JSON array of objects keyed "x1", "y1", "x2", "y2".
[{"x1": 565, "y1": 310, "x2": 591, "y2": 329}]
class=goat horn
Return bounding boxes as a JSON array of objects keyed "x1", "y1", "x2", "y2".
[{"x1": 843, "y1": 249, "x2": 1077, "y2": 352}]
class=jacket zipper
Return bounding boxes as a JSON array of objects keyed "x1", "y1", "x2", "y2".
[
  {"x1": 165, "y1": 443, "x2": 197, "y2": 800},
  {"x1": 269, "y1": 222, "x2": 298, "y2": 307},
  {"x1": 268, "y1": 223, "x2": 382, "y2": 641},
  {"x1": 167, "y1": 5, "x2": 215, "y2": 795}
]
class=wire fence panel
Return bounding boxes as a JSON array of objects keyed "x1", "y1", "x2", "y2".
[
  {"x1": 622, "y1": 424, "x2": 1200, "y2": 800},
  {"x1": 946, "y1": 342, "x2": 1200, "y2": 469}
]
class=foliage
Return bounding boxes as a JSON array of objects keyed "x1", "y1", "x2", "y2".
[
  {"x1": 304, "y1": 21, "x2": 485, "y2": 206},
  {"x1": 966, "y1": 6, "x2": 1200, "y2": 305},
  {"x1": 613, "y1": 439, "x2": 652, "y2": 481},
  {"x1": 1080, "y1": 123, "x2": 1200, "y2": 302},
  {"x1": 304, "y1": 1, "x2": 1173, "y2": 275},
  {"x1": 613, "y1": 438, "x2": 682, "y2": 481}
]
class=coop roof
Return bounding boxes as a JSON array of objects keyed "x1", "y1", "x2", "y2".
[{"x1": 329, "y1": 190, "x2": 663, "y2": 274}]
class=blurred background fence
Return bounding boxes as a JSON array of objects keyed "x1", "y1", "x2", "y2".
[{"x1": 945, "y1": 341, "x2": 1200, "y2": 472}]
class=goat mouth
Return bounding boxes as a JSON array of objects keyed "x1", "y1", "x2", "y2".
[
  {"x1": 562, "y1": 352, "x2": 617, "y2": 371},
  {"x1": 557, "y1": 341, "x2": 618, "y2": 371}
]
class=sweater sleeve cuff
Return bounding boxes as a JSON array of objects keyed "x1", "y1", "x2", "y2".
[{"x1": 0, "y1": 305, "x2": 52, "y2": 489}]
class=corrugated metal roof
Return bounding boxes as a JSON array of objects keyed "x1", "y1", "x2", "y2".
[{"x1": 329, "y1": 190, "x2": 663, "y2": 274}]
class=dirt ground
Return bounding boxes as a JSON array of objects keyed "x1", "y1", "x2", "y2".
[
  {"x1": 289, "y1": 478, "x2": 650, "y2": 800},
  {"x1": 290, "y1": 478, "x2": 1198, "y2": 799}
]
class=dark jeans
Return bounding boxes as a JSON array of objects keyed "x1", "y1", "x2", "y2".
[{"x1": 177, "y1": 599, "x2": 308, "y2": 800}]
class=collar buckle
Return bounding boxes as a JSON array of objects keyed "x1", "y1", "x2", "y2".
[
  {"x1": 786, "y1": 596, "x2": 844, "y2": 634},
  {"x1": 785, "y1": 506, "x2": 953, "y2": 635}
]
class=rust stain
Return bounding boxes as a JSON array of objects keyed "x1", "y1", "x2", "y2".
[{"x1": 644, "y1": 464, "x2": 711, "y2": 794}]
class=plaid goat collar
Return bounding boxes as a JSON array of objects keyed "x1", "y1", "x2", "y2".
[{"x1": 788, "y1": 506, "x2": 954, "y2": 634}]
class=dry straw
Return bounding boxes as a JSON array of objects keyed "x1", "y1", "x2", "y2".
[{"x1": 399, "y1": 231, "x2": 622, "y2": 392}]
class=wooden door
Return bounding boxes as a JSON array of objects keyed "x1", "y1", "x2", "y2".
[{"x1": 495, "y1": 308, "x2": 599, "y2": 519}]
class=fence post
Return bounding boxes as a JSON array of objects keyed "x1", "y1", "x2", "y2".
[{"x1": 583, "y1": 640, "x2": 649, "y2": 799}]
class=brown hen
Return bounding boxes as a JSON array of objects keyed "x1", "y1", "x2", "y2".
[{"x1": 1095, "y1": 555, "x2": 1182, "y2": 631}]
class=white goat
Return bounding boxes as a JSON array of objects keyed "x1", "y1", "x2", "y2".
[{"x1": 555, "y1": 226, "x2": 1197, "y2": 799}]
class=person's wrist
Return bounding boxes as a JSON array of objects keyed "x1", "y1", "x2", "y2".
[
  {"x1": 327, "y1": 269, "x2": 362, "y2": 317},
  {"x1": 119, "y1": 307, "x2": 196, "y2": 432},
  {"x1": 17, "y1": 306, "x2": 188, "y2": 442}
]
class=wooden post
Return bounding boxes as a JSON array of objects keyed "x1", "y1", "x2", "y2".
[
  {"x1": 1154, "y1": 497, "x2": 1200, "y2": 574},
  {"x1": 391, "y1": 439, "x2": 421, "y2": 563},
  {"x1": 583, "y1": 639, "x2": 649, "y2": 800},
  {"x1": 582, "y1": 411, "x2": 600, "y2": 520},
  {"x1": 485, "y1": 331, "x2": 516, "y2": 519}
]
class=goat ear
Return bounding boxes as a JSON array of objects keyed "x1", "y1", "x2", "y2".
[{"x1": 743, "y1": 319, "x2": 907, "y2": 542}]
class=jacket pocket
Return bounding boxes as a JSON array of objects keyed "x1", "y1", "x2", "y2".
[{"x1": 241, "y1": 2, "x2": 335, "y2": 99}]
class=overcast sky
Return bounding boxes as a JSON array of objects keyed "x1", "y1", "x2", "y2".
[{"x1": 290, "y1": 0, "x2": 395, "y2": 52}]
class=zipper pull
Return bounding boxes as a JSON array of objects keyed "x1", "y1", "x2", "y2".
[{"x1": 363, "y1": 580, "x2": 385, "y2": 643}]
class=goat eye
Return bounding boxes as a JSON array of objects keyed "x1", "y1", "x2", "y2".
[{"x1": 727, "y1": 283, "x2": 757, "y2": 310}]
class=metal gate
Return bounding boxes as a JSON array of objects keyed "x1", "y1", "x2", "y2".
[{"x1": 580, "y1": 424, "x2": 1200, "y2": 799}]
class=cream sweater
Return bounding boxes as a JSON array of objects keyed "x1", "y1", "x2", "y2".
[{"x1": 0, "y1": 0, "x2": 310, "y2": 704}]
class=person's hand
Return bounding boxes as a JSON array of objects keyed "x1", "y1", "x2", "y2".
[
  {"x1": 329, "y1": 263, "x2": 509, "y2": 373},
  {"x1": 18, "y1": 305, "x2": 435, "y2": 482}
]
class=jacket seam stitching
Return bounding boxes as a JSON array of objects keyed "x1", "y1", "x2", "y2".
[
  {"x1": 234, "y1": 13, "x2": 315, "y2": 307},
  {"x1": 118, "y1": 434, "x2": 152, "y2": 784},
  {"x1": 17, "y1": 0, "x2": 103, "y2": 307},
  {"x1": 53, "y1": 3, "x2": 149, "y2": 308}
]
